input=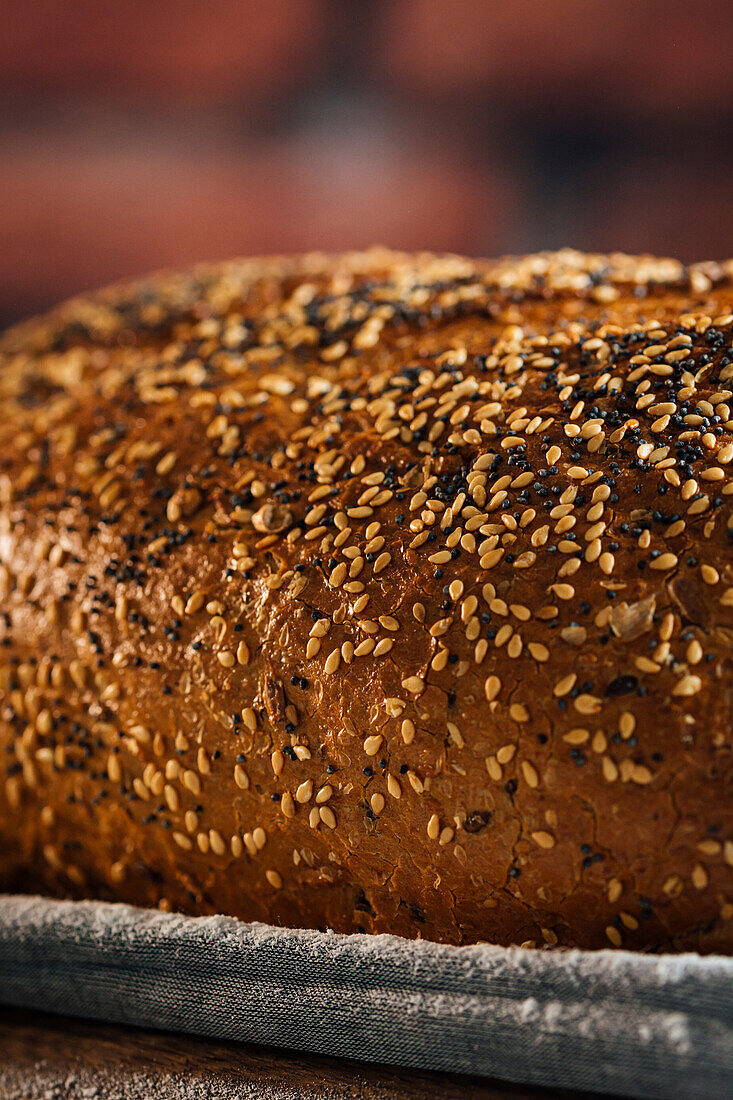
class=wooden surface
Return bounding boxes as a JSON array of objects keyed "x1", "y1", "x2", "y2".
[{"x1": 0, "y1": 1008, "x2": 611, "y2": 1100}]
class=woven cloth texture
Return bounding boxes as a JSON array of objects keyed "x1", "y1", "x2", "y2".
[{"x1": 0, "y1": 894, "x2": 730, "y2": 1098}]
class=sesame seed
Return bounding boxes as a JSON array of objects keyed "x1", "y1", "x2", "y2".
[
  {"x1": 484, "y1": 675, "x2": 502, "y2": 701},
  {"x1": 294, "y1": 780, "x2": 313, "y2": 804},
  {"x1": 701, "y1": 564, "x2": 720, "y2": 585},
  {"x1": 563, "y1": 728, "x2": 589, "y2": 745},
  {"x1": 370, "y1": 793, "x2": 385, "y2": 814},
  {"x1": 521, "y1": 761, "x2": 539, "y2": 788},
  {"x1": 691, "y1": 864, "x2": 709, "y2": 890},
  {"x1": 164, "y1": 784, "x2": 179, "y2": 812},
  {"x1": 281, "y1": 791, "x2": 295, "y2": 818},
  {"x1": 324, "y1": 649, "x2": 341, "y2": 675},
  {"x1": 208, "y1": 830, "x2": 226, "y2": 856},
  {"x1": 673, "y1": 675, "x2": 702, "y2": 696}
]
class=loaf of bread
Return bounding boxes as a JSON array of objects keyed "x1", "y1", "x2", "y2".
[{"x1": 1, "y1": 248, "x2": 732, "y2": 952}]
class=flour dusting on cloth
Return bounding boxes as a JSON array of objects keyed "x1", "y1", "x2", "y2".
[{"x1": 0, "y1": 894, "x2": 731, "y2": 1099}]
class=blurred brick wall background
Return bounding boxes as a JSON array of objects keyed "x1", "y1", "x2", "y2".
[{"x1": 1, "y1": 0, "x2": 731, "y2": 327}]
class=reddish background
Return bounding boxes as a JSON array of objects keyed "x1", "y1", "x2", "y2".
[{"x1": 1, "y1": 0, "x2": 731, "y2": 327}]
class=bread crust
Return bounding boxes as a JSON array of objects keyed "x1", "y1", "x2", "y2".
[{"x1": 1, "y1": 247, "x2": 731, "y2": 951}]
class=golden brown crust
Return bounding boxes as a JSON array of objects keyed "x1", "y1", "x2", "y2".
[{"x1": 1, "y1": 247, "x2": 732, "y2": 951}]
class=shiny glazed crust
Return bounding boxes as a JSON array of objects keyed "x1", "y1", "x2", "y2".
[{"x1": 1, "y1": 247, "x2": 732, "y2": 951}]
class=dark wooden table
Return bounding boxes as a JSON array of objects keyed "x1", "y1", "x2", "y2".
[{"x1": 0, "y1": 1008, "x2": 611, "y2": 1100}]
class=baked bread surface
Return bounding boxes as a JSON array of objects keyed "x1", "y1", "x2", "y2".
[{"x1": 1, "y1": 248, "x2": 732, "y2": 952}]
